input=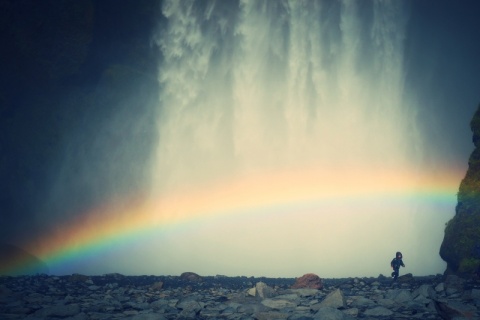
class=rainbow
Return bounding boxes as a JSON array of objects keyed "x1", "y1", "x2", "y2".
[{"x1": 1, "y1": 165, "x2": 463, "y2": 276}]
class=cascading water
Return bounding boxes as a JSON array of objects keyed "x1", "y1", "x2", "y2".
[
  {"x1": 154, "y1": 0, "x2": 415, "y2": 189},
  {"x1": 148, "y1": 0, "x2": 453, "y2": 277}
]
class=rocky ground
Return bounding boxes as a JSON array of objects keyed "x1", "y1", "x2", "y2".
[{"x1": 1, "y1": 272, "x2": 479, "y2": 320}]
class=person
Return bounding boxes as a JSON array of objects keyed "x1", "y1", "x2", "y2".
[{"x1": 391, "y1": 251, "x2": 405, "y2": 281}]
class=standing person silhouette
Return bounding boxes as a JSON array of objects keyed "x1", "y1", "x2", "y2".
[{"x1": 391, "y1": 251, "x2": 405, "y2": 281}]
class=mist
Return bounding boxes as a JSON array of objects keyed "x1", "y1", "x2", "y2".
[
  {"x1": 143, "y1": 0, "x2": 456, "y2": 278},
  {"x1": 3, "y1": 0, "x2": 480, "y2": 278}
]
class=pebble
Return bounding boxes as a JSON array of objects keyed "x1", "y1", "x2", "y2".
[{"x1": 0, "y1": 273, "x2": 479, "y2": 319}]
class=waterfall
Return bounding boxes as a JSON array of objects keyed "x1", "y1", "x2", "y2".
[
  {"x1": 153, "y1": 0, "x2": 417, "y2": 192},
  {"x1": 147, "y1": 0, "x2": 451, "y2": 277}
]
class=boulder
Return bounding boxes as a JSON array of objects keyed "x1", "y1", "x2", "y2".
[
  {"x1": 434, "y1": 299, "x2": 478, "y2": 319},
  {"x1": 413, "y1": 284, "x2": 436, "y2": 300},
  {"x1": 385, "y1": 289, "x2": 413, "y2": 304},
  {"x1": 179, "y1": 272, "x2": 203, "y2": 282},
  {"x1": 291, "y1": 273, "x2": 323, "y2": 290},
  {"x1": 255, "y1": 282, "x2": 276, "y2": 299},
  {"x1": 397, "y1": 273, "x2": 414, "y2": 282},
  {"x1": 318, "y1": 289, "x2": 345, "y2": 309},
  {"x1": 176, "y1": 297, "x2": 202, "y2": 314}
]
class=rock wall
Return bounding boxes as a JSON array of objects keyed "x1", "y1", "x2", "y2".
[
  {"x1": 0, "y1": 0, "x2": 161, "y2": 241},
  {"x1": 440, "y1": 104, "x2": 480, "y2": 274}
]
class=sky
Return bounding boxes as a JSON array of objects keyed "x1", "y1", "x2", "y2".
[{"x1": 2, "y1": 0, "x2": 480, "y2": 278}]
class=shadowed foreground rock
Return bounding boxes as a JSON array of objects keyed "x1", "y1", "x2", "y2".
[{"x1": 1, "y1": 273, "x2": 479, "y2": 319}]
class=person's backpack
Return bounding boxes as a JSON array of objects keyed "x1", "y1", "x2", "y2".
[{"x1": 391, "y1": 258, "x2": 398, "y2": 268}]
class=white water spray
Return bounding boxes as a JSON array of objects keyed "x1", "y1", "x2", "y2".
[
  {"x1": 154, "y1": 0, "x2": 416, "y2": 188},
  {"x1": 148, "y1": 0, "x2": 453, "y2": 277}
]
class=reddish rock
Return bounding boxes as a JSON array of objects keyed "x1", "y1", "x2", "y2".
[
  {"x1": 180, "y1": 272, "x2": 203, "y2": 282},
  {"x1": 291, "y1": 273, "x2": 323, "y2": 289}
]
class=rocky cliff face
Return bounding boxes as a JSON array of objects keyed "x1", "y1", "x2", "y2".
[
  {"x1": 0, "y1": 0, "x2": 161, "y2": 241},
  {"x1": 440, "y1": 104, "x2": 480, "y2": 274}
]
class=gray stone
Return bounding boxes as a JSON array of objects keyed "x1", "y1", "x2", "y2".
[
  {"x1": 386, "y1": 289, "x2": 412, "y2": 303},
  {"x1": 435, "y1": 282, "x2": 445, "y2": 292},
  {"x1": 377, "y1": 298, "x2": 395, "y2": 307},
  {"x1": 237, "y1": 302, "x2": 270, "y2": 314},
  {"x1": 261, "y1": 298, "x2": 297, "y2": 309},
  {"x1": 289, "y1": 288, "x2": 319, "y2": 297},
  {"x1": 364, "y1": 306, "x2": 394, "y2": 316},
  {"x1": 349, "y1": 296, "x2": 376, "y2": 308},
  {"x1": 34, "y1": 304, "x2": 81, "y2": 318},
  {"x1": 313, "y1": 307, "x2": 352, "y2": 320},
  {"x1": 176, "y1": 297, "x2": 202, "y2": 313},
  {"x1": 342, "y1": 308, "x2": 358, "y2": 317},
  {"x1": 471, "y1": 288, "x2": 480, "y2": 300},
  {"x1": 318, "y1": 289, "x2": 346, "y2": 309},
  {"x1": 256, "y1": 282, "x2": 276, "y2": 299},
  {"x1": 413, "y1": 284, "x2": 436, "y2": 299},
  {"x1": 0, "y1": 274, "x2": 477, "y2": 320},
  {"x1": 254, "y1": 311, "x2": 289, "y2": 320},
  {"x1": 434, "y1": 299, "x2": 478, "y2": 319},
  {"x1": 288, "y1": 314, "x2": 314, "y2": 320},
  {"x1": 125, "y1": 314, "x2": 168, "y2": 320},
  {"x1": 275, "y1": 293, "x2": 301, "y2": 301}
]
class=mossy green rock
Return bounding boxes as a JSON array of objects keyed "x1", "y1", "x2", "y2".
[{"x1": 440, "y1": 104, "x2": 480, "y2": 274}]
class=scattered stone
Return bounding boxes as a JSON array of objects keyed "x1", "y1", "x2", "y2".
[{"x1": 0, "y1": 273, "x2": 478, "y2": 319}]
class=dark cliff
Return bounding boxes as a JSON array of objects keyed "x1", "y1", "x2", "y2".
[
  {"x1": 0, "y1": 0, "x2": 161, "y2": 241},
  {"x1": 440, "y1": 104, "x2": 480, "y2": 274}
]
